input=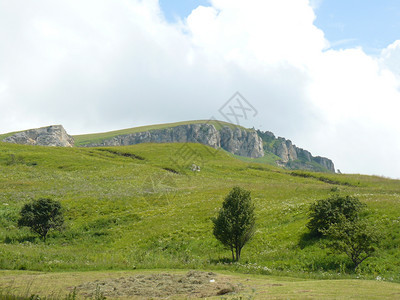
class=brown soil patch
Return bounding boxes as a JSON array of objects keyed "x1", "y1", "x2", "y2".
[{"x1": 72, "y1": 270, "x2": 239, "y2": 299}]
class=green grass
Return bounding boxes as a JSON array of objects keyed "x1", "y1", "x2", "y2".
[
  {"x1": 0, "y1": 141, "x2": 400, "y2": 284},
  {"x1": 72, "y1": 120, "x2": 247, "y2": 146},
  {"x1": 1, "y1": 270, "x2": 400, "y2": 299},
  {"x1": 231, "y1": 151, "x2": 282, "y2": 165}
]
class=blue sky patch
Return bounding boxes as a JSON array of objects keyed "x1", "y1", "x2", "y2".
[
  {"x1": 159, "y1": 0, "x2": 400, "y2": 54},
  {"x1": 314, "y1": 0, "x2": 400, "y2": 54},
  {"x1": 159, "y1": 0, "x2": 210, "y2": 23}
]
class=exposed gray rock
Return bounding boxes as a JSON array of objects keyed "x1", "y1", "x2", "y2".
[
  {"x1": 2, "y1": 122, "x2": 335, "y2": 172},
  {"x1": 95, "y1": 124, "x2": 221, "y2": 148},
  {"x1": 191, "y1": 164, "x2": 201, "y2": 172},
  {"x1": 275, "y1": 138, "x2": 298, "y2": 163},
  {"x1": 220, "y1": 127, "x2": 264, "y2": 158},
  {"x1": 2, "y1": 125, "x2": 74, "y2": 147},
  {"x1": 313, "y1": 156, "x2": 335, "y2": 173},
  {"x1": 84, "y1": 124, "x2": 264, "y2": 158},
  {"x1": 257, "y1": 129, "x2": 335, "y2": 173},
  {"x1": 296, "y1": 148, "x2": 313, "y2": 162}
]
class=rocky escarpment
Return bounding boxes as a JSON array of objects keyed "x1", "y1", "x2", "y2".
[
  {"x1": 257, "y1": 130, "x2": 335, "y2": 173},
  {"x1": 2, "y1": 125, "x2": 74, "y2": 147},
  {"x1": 219, "y1": 127, "x2": 264, "y2": 158},
  {"x1": 83, "y1": 124, "x2": 264, "y2": 158},
  {"x1": 1, "y1": 122, "x2": 335, "y2": 172}
]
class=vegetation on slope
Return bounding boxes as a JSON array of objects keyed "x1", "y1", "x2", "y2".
[{"x1": 0, "y1": 141, "x2": 399, "y2": 281}]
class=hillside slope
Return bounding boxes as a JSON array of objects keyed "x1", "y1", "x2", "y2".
[
  {"x1": 0, "y1": 142, "x2": 399, "y2": 280},
  {"x1": 1, "y1": 120, "x2": 335, "y2": 172}
]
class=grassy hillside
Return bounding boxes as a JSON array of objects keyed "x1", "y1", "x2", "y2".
[
  {"x1": 0, "y1": 141, "x2": 400, "y2": 282},
  {"x1": 73, "y1": 120, "x2": 246, "y2": 146}
]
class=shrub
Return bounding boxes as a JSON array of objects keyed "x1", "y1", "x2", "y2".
[
  {"x1": 212, "y1": 186, "x2": 255, "y2": 261},
  {"x1": 18, "y1": 198, "x2": 64, "y2": 241},
  {"x1": 307, "y1": 195, "x2": 365, "y2": 237},
  {"x1": 323, "y1": 216, "x2": 381, "y2": 270}
]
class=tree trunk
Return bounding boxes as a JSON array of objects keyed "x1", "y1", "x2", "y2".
[{"x1": 236, "y1": 247, "x2": 240, "y2": 261}]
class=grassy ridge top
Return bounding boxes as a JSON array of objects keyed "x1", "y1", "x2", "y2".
[
  {"x1": 73, "y1": 119, "x2": 247, "y2": 146},
  {"x1": 0, "y1": 141, "x2": 399, "y2": 281}
]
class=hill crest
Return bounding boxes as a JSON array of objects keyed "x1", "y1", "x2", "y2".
[{"x1": 1, "y1": 120, "x2": 335, "y2": 172}]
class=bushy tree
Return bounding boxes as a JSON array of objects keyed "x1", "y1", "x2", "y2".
[
  {"x1": 307, "y1": 195, "x2": 365, "y2": 237},
  {"x1": 323, "y1": 216, "x2": 380, "y2": 270},
  {"x1": 18, "y1": 198, "x2": 64, "y2": 241},
  {"x1": 212, "y1": 187, "x2": 255, "y2": 261}
]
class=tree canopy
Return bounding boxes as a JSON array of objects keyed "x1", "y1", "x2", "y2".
[
  {"x1": 18, "y1": 198, "x2": 64, "y2": 241},
  {"x1": 323, "y1": 216, "x2": 380, "y2": 270},
  {"x1": 307, "y1": 194, "x2": 365, "y2": 237},
  {"x1": 212, "y1": 186, "x2": 255, "y2": 261}
]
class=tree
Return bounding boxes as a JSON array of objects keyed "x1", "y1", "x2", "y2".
[
  {"x1": 212, "y1": 187, "x2": 255, "y2": 261},
  {"x1": 307, "y1": 195, "x2": 365, "y2": 237},
  {"x1": 323, "y1": 216, "x2": 380, "y2": 270},
  {"x1": 18, "y1": 198, "x2": 64, "y2": 241}
]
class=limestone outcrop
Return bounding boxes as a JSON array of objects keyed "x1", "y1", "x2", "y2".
[
  {"x1": 83, "y1": 124, "x2": 265, "y2": 158},
  {"x1": 219, "y1": 127, "x2": 264, "y2": 158},
  {"x1": 257, "y1": 130, "x2": 335, "y2": 173},
  {"x1": 1, "y1": 122, "x2": 335, "y2": 172},
  {"x1": 2, "y1": 125, "x2": 74, "y2": 147}
]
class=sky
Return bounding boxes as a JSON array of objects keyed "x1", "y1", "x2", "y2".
[
  {"x1": 0, "y1": 0, "x2": 400, "y2": 178},
  {"x1": 313, "y1": 0, "x2": 400, "y2": 54}
]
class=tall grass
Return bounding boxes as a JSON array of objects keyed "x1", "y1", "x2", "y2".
[{"x1": 0, "y1": 142, "x2": 399, "y2": 280}]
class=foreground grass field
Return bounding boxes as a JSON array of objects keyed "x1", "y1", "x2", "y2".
[
  {"x1": 1, "y1": 269, "x2": 400, "y2": 299},
  {"x1": 1, "y1": 141, "x2": 400, "y2": 295}
]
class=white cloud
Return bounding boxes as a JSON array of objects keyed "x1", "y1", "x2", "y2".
[
  {"x1": 185, "y1": 0, "x2": 400, "y2": 177},
  {"x1": 187, "y1": 0, "x2": 328, "y2": 68},
  {"x1": 381, "y1": 40, "x2": 400, "y2": 78},
  {"x1": 304, "y1": 46, "x2": 400, "y2": 177},
  {"x1": 0, "y1": 0, "x2": 399, "y2": 178}
]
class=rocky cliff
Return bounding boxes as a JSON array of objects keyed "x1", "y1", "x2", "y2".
[
  {"x1": 83, "y1": 124, "x2": 265, "y2": 158},
  {"x1": 257, "y1": 130, "x2": 335, "y2": 173},
  {"x1": 220, "y1": 126, "x2": 264, "y2": 158},
  {"x1": 1, "y1": 122, "x2": 335, "y2": 172},
  {"x1": 2, "y1": 125, "x2": 74, "y2": 147}
]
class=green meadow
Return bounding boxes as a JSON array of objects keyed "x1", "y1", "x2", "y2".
[{"x1": 0, "y1": 140, "x2": 400, "y2": 297}]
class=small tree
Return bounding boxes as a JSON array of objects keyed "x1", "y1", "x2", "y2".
[
  {"x1": 212, "y1": 187, "x2": 255, "y2": 261},
  {"x1": 18, "y1": 198, "x2": 64, "y2": 241},
  {"x1": 307, "y1": 195, "x2": 365, "y2": 237},
  {"x1": 323, "y1": 216, "x2": 380, "y2": 270}
]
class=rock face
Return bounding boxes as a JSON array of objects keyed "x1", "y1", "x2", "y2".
[
  {"x1": 312, "y1": 156, "x2": 335, "y2": 173},
  {"x1": 2, "y1": 122, "x2": 335, "y2": 172},
  {"x1": 2, "y1": 125, "x2": 74, "y2": 147},
  {"x1": 275, "y1": 138, "x2": 298, "y2": 163},
  {"x1": 220, "y1": 127, "x2": 264, "y2": 158},
  {"x1": 84, "y1": 124, "x2": 265, "y2": 158},
  {"x1": 257, "y1": 130, "x2": 335, "y2": 173}
]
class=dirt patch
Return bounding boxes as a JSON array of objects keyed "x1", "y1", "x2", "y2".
[
  {"x1": 72, "y1": 271, "x2": 239, "y2": 299},
  {"x1": 97, "y1": 149, "x2": 145, "y2": 161},
  {"x1": 162, "y1": 167, "x2": 180, "y2": 174}
]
